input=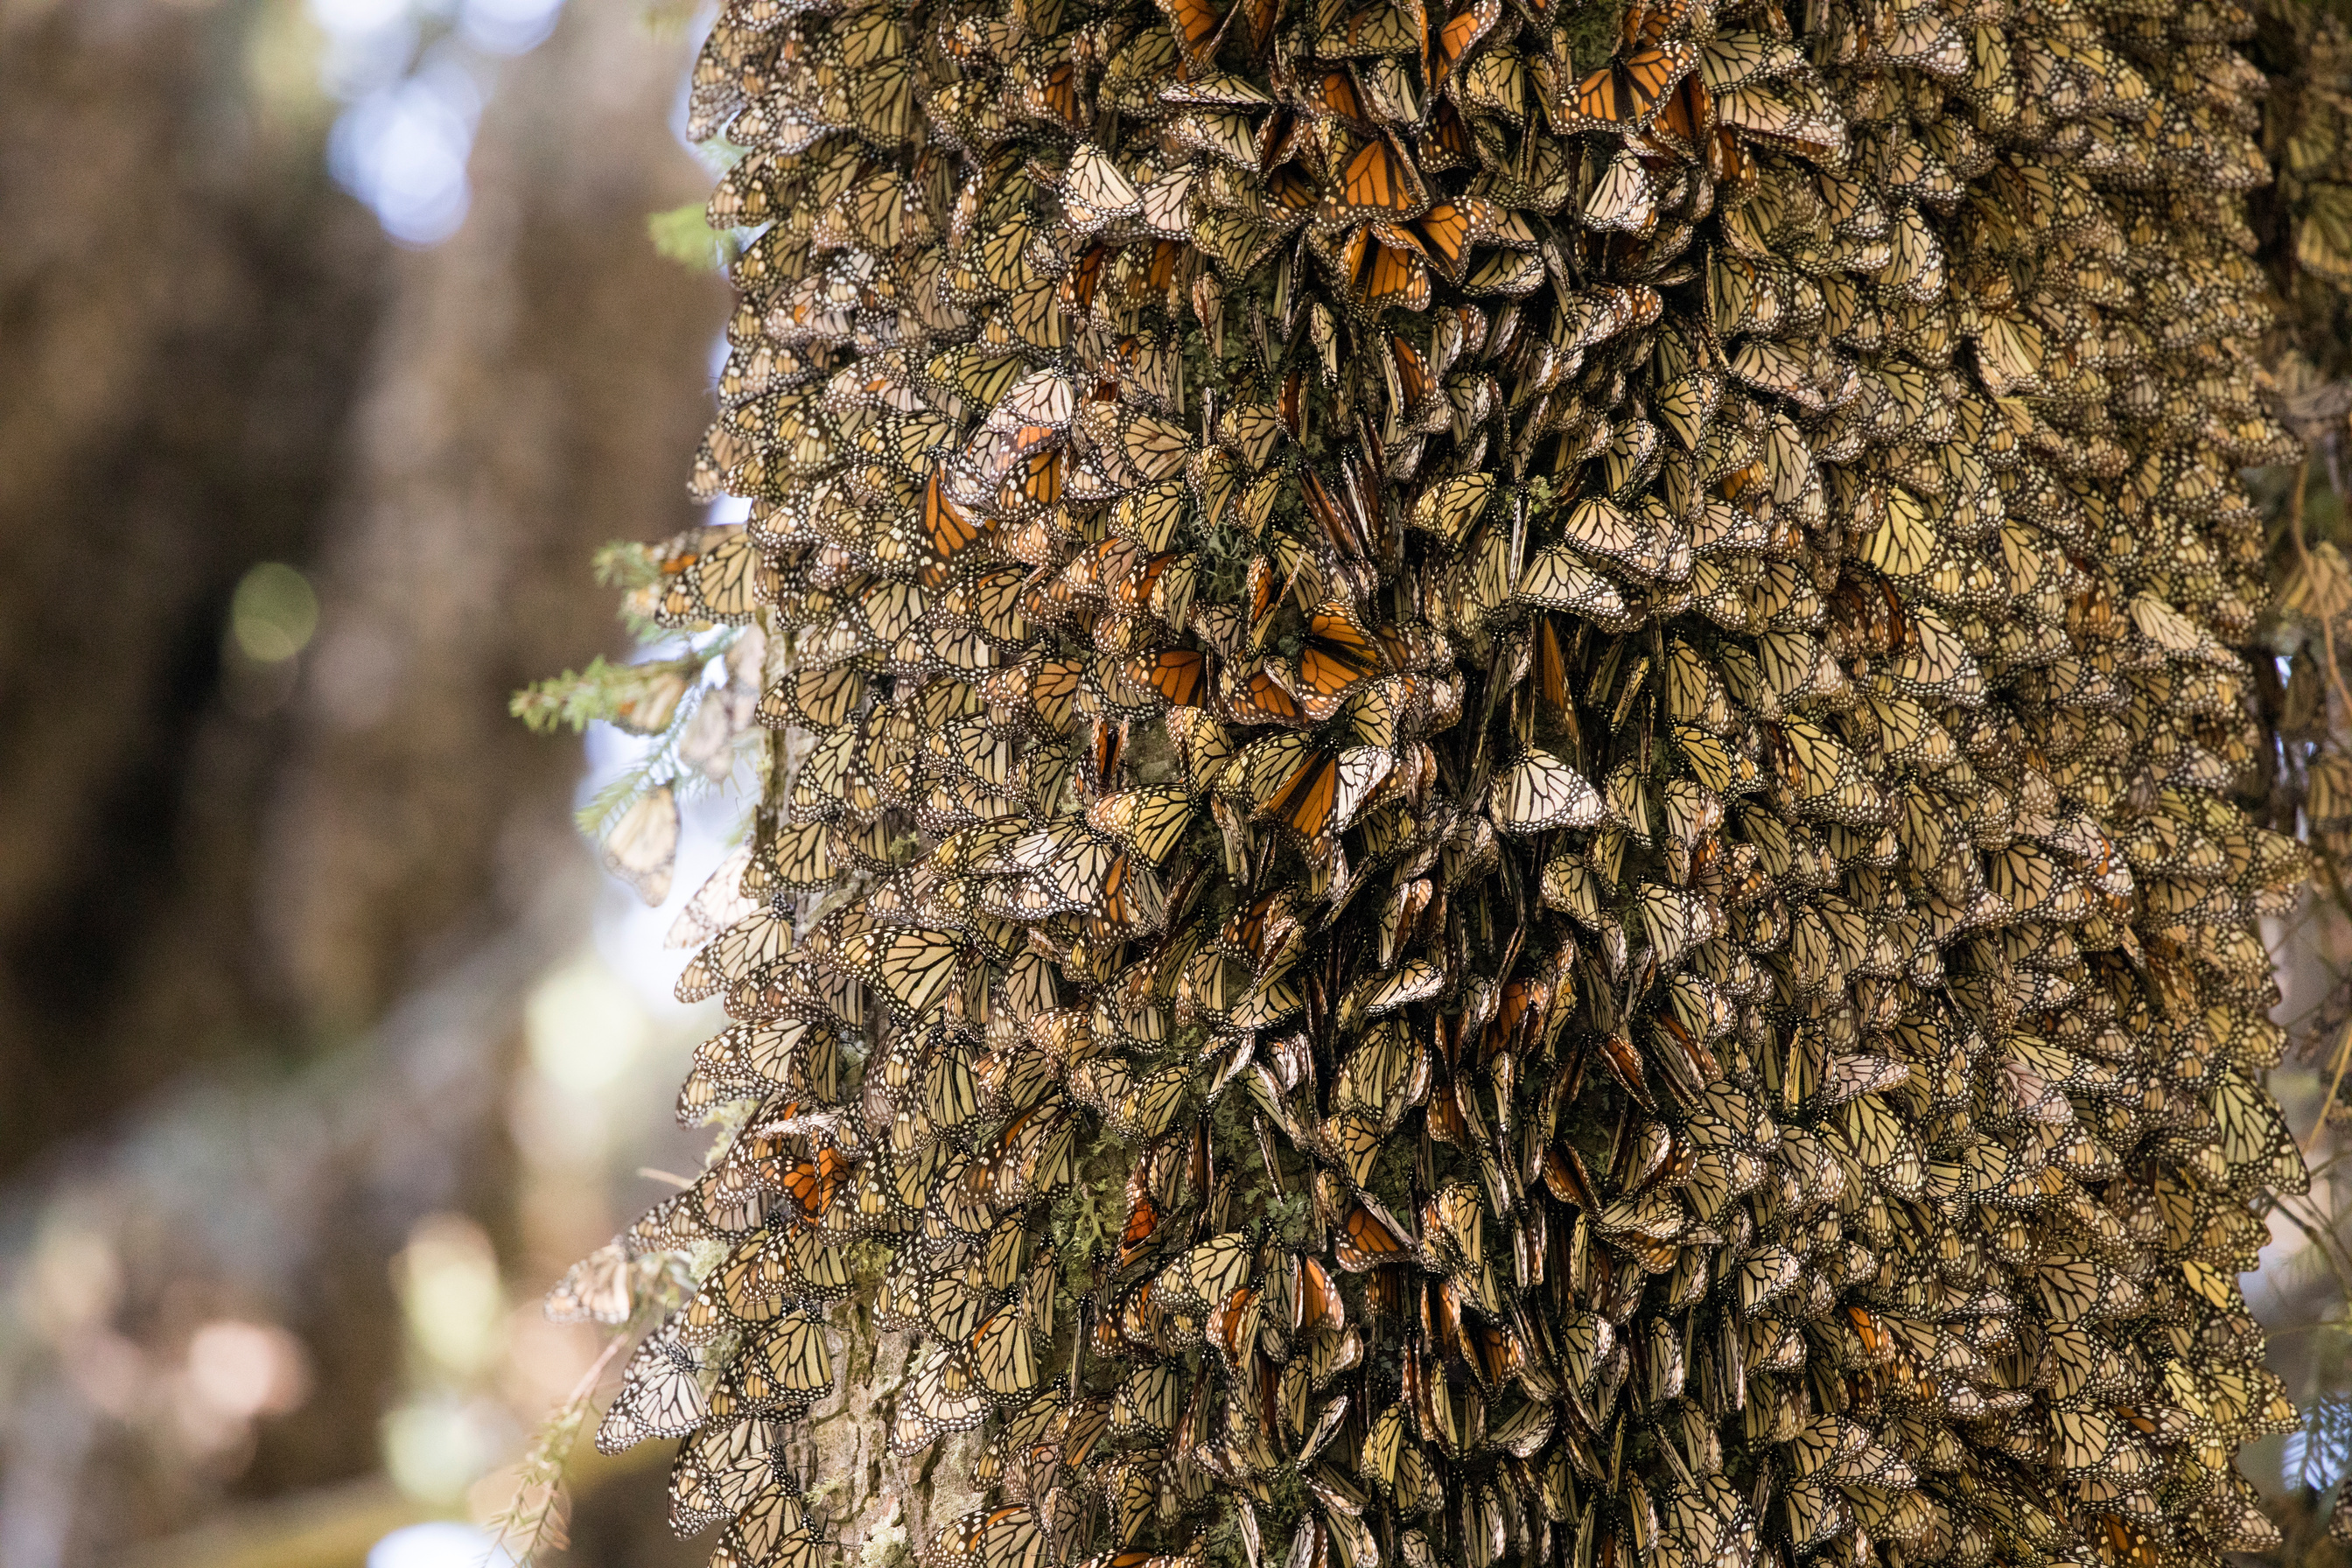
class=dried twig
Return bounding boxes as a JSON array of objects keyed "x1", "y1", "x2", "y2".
[{"x1": 482, "y1": 1331, "x2": 632, "y2": 1567}]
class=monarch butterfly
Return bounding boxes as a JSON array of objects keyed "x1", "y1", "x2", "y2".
[
  {"x1": 1109, "y1": 1362, "x2": 1180, "y2": 1439},
  {"x1": 1362, "y1": 956, "x2": 1442, "y2": 1018},
  {"x1": 546, "y1": 1242, "x2": 634, "y2": 1325},
  {"x1": 2212, "y1": 1068, "x2": 2306, "y2": 1194},
  {"x1": 898, "y1": 1344, "x2": 990, "y2": 1451},
  {"x1": 1488, "y1": 750, "x2": 1605, "y2": 835},
  {"x1": 1294, "y1": 67, "x2": 1365, "y2": 127},
  {"x1": 749, "y1": 1310, "x2": 836, "y2": 1404},
  {"x1": 773, "y1": 1144, "x2": 850, "y2": 1222},
  {"x1": 1088, "y1": 786, "x2": 1197, "y2": 863},
  {"x1": 926, "y1": 1508, "x2": 1050, "y2": 1568},
  {"x1": 1058, "y1": 143, "x2": 1143, "y2": 232},
  {"x1": 601, "y1": 785, "x2": 681, "y2": 907},
  {"x1": 1319, "y1": 134, "x2": 1432, "y2": 229},
  {"x1": 712, "y1": 1514, "x2": 830, "y2": 1568},
  {"x1": 1298, "y1": 600, "x2": 1391, "y2": 694},
  {"x1": 1155, "y1": 0, "x2": 1232, "y2": 66},
  {"x1": 1518, "y1": 546, "x2": 1631, "y2": 626},
  {"x1": 1317, "y1": 1, "x2": 1417, "y2": 55},
  {"x1": 1250, "y1": 738, "x2": 1394, "y2": 843},
  {"x1": 1320, "y1": 1107, "x2": 1383, "y2": 1185},
  {"x1": 1334, "y1": 1199, "x2": 1412, "y2": 1272},
  {"x1": 597, "y1": 1328, "x2": 711, "y2": 1453},
  {"x1": 1711, "y1": 75, "x2": 1843, "y2": 158},
  {"x1": 673, "y1": 1412, "x2": 787, "y2": 1530},
  {"x1": 1558, "y1": 42, "x2": 1695, "y2": 133},
  {"x1": 1340, "y1": 226, "x2": 1431, "y2": 314},
  {"x1": 971, "y1": 1306, "x2": 1041, "y2": 1397},
  {"x1": 1698, "y1": 31, "x2": 1804, "y2": 91},
  {"x1": 1116, "y1": 1180, "x2": 1163, "y2": 1268},
  {"x1": 679, "y1": 906, "x2": 798, "y2": 1004},
  {"x1": 1113, "y1": 409, "x2": 1196, "y2": 483},
  {"x1": 859, "y1": 927, "x2": 966, "y2": 1016},
  {"x1": 1582, "y1": 147, "x2": 1658, "y2": 234},
  {"x1": 1428, "y1": 0, "x2": 1500, "y2": 87}
]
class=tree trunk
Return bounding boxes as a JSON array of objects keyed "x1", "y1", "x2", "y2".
[{"x1": 584, "y1": 5, "x2": 2331, "y2": 1568}]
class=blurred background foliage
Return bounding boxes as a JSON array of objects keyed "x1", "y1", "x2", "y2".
[
  {"x1": 32, "y1": 0, "x2": 2352, "y2": 1564},
  {"x1": 0, "y1": 0, "x2": 728, "y2": 1553}
]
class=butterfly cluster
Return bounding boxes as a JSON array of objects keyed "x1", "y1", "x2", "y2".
[
  {"x1": 561, "y1": 0, "x2": 2320, "y2": 1566},
  {"x1": 2258, "y1": 0, "x2": 2352, "y2": 326}
]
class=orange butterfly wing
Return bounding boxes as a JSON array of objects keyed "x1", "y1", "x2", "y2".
[
  {"x1": 1412, "y1": 205, "x2": 1473, "y2": 277},
  {"x1": 1425, "y1": 100, "x2": 1473, "y2": 160},
  {"x1": 1146, "y1": 650, "x2": 1208, "y2": 706},
  {"x1": 1119, "y1": 1186, "x2": 1160, "y2": 1264},
  {"x1": 781, "y1": 1145, "x2": 849, "y2": 1220},
  {"x1": 1264, "y1": 752, "x2": 1339, "y2": 839},
  {"x1": 1343, "y1": 1200, "x2": 1409, "y2": 1259},
  {"x1": 1211, "y1": 1285, "x2": 1258, "y2": 1359},
  {"x1": 1341, "y1": 136, "x2": 1423, "y2": 216},
  {"x1": 1159, "y1": 0, "x2": 1227, "y2": 53},
  {"x1": 1278, "y1": 370, "x2": 1306, "y2": 437},
  {"x1": 1035, "y1": 60, "x2": 1080, "y2": 127},
  {"x1": 1432, "y1": 0, "x2": 1499, "y2": 80},
  {"x1": 924, "y1": 471, "x2": 986, "y2": 557},
  {"x1": 1063, "y1": 243, "x2": 1108, "y2": 313},
  {"x1": 1235, "y1": 0, "x2": 1281, "y2": 48},
  {"x1": 1620, "y1": 44, "x2": 1687, "y2": 116},
  {"x1": 1653, "y1": 72, "x2": 1710, "y2": 144},
  {"x1": 1299, "y1": 1256, "x2": 1343, "y2": 1327},
  {"x1": 1090, "y1": 718, "x2": 1126, "y2": 782},
  {"x1": 1236, "y1": 667, "x2": 1306, "y2": 724},
  {"x1": 1573, "y1": 63, "x2": 1628, "y2": 125},
  {"x1": 1302, "y1": 467, "x2": 1358, "y2": 556},
  {"x1": 1144, "y1": 240, "x2": 1182, "y2": 292},
  {"x1": 1313, "y1": 69, "x2": 1367, "y2": 122},
  {"x1": 1301, "y1": 608, "x2": 1387, "y2": 696},
  {"x1": 1270, "y1": 166, "x2": 1320, "y2": 220},
  {"x1": 1356, "y1": 234, "x2": 1430, "y2": 312},
  {"x1": 1536, "y1": 616, "x2": 1571, "y2": 710},
  {"x1": 1389, "y1": 333, "x2": 1434, "y2": 405}
]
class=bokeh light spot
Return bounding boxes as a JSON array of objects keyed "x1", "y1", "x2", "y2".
[
  {"x1": 230, "y1": 564, "x2": 320, "y2": 663},
  {"x1": 368, "y1": 1520, "x2": 514, "y2": 1568}
]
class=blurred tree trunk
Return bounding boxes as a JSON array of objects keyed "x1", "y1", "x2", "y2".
[
  {"x1": 251, "y1": 3, "x2": 727, "y2": 1037},
  {"x1": 0, "y1": 0, "x2": 724, "y2": 1166},
  {"x1": 234, "y1": 0, "x2": 728, "y2": 1505},
  {"x1": 0, "y1": 0, "x2": 383, "y2": 1175}
]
